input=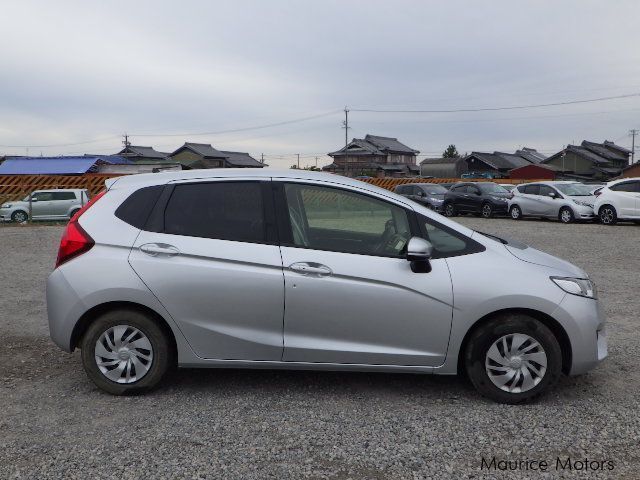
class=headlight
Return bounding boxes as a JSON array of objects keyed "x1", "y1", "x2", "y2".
[
  {"x1": 491, "y1": 196, "x2": 507, "y2": 201},
  {"x1": 573, "y1": 200, "x2": 593, "y2": 207},
  {"x1": 551, "y1": 277, "x2": 597, "y2": 299},
  {"x1": 1, "y1": 203, "x2": 11, "y2": 208}
]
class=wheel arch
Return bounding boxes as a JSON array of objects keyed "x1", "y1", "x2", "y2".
[
  {"x1": 70, "y1": 301, "x2": 178, "y2": 355},
  {"x1": 457, "y1": 307, "x2": 572, "y2": 376}
]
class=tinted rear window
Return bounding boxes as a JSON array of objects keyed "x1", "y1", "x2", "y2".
[
  {"x1": 52, "y1": 192, "x2": 77, "y2": 200},
  {"x1": 164, "y1": 182, "x2": 265, "y2": 243},
  {"x1": 522, "y1": 184, "x2": 540, "y2": 195},
  {"x1": 115, "y1": 185, "x2": 164, "y2": 229},
  {"x1": 611, "y1": 181, "x2": 640, "y2": 193}
]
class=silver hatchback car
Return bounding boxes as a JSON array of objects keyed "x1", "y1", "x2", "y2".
[
  {"x1": 1, "y1": 188, "x2": 90, "y2": 223},
  {"x1": 508, "y1": 181, "x2": 596, "y2": 223},
  {"x1": 46, "y1": 170, "x2": 607, "y2": 403}
]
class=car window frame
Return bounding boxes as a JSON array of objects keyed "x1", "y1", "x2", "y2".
[
  {"x1": 610, "y1": 181, "x2": 640, "y2": 193},
  {"x1": 273, "y1": 181, "x2": 420, "y2": 259}
]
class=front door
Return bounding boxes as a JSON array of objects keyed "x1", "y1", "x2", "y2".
[
  {"x1": 30, "y1": 191, "x2": 54, "y2": 219},
  {"x1": 129, "y1": 180, "x2": 285, "y2": 361},
  {"x1": 277, "y1": 181, "x2": 454, "y2": 367}
]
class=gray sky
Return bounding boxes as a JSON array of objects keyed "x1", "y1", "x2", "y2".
[{"x1": 2, "y1": 0, "x2": 640, "y2": 168}]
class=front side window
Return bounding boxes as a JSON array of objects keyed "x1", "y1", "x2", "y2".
[
  {"x1": 31, "y1": 192, "x2": 53, "y2": 201},
  {"x1": 538, "y1": 185, "x2": 556, "y2": 197},
  {"x1": 283, "y1": 183, "x2": 411, "y2": 257},
  {"x1": 555, "y1": 183, "x2": 593, "y2": 196},
  {"x1": 164, "y1": 182, "x2": 265, "y2": 242}
]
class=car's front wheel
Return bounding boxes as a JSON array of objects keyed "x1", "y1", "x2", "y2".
[
  {"x1": 599, "y1": 205, "x2": 617, "y2": 225},
  {"x1": 510, "y1": 205, "x2": 522, "y2": 220},
  {"x1": 558, "y1": 207, "x2": 574, "y2": 224},
  {"x1": 81, "y1": 309, "x2": 173, "y2": 395},
  {"x1": 464, "y1": 314, "x2": 562, "y2": 404},
  {"x1": 11, "y1": 210, "x2": 28, "y2": 223}
]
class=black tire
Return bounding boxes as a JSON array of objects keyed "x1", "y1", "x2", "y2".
[
  {"x1": 69, "y1": 208, "x2": 80, "y2": 219},
  {"x1": 444, "y1": 202, "x2": 457, "y2": 217},
  {"x1": 481, "y1": 203, "x2": 493, "y2": 218},
  {"x1": 509, "y1": 205, "x2": 522, "y2": 220},
  {"x1": 80, "y1": 309, "x2": 173, "y2": 395},
  {"x1": 11, "y1": 210, "x2": 28, "y2": 223},
  {"x1": 464, "y1": 313, "x2": 562, "y2": 404},
  {"x1": 599, "y1": 205, "x2": 617, "y2": 225},
  {"x1": 558, "y1": 207, "x2": 574, "y2": 224}
]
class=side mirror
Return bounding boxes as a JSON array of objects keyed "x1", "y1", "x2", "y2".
[
  {"x1": 30, "y1": 197, "x2": 39, "y2": 202},
  {"x1": 406, "y1": 237, "x2": 433, "y2": 261},
  {"x1": 548, "y1": 192, "x2": 556, "y2": 199},
  {"x1": 417, "y1": 191, "x2": 425, "y2": 197},
  {"x1": 474, "y1": 190, "x2": 482, "y2": 195}
]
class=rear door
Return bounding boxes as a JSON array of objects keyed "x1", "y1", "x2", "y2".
[
  {"x1": 128, "y1": 179, "x2": 285, "y2": 361},
  {"x1": 449, "y1": 185, "x2": 468, "y2": 211},
  {"x1": 51, "y1": 191, "x2": 77, "y2": 217},
  {"x1": 276, "y1": 181, "x2": 454, "y2": 367},
  {"x1": 466, "y1": 184, "x2": 482, "y2": 212}
]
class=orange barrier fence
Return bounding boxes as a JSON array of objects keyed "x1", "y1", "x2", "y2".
[
  {"x1": 361, "y1": 177, "x2": 544, "y2": 191},
  {"x1": 0, "y1": 173, "x2": 547, "y2": 203},
  {"x1": 0, "y1": 174, "x2": 122, "y2": 203}
]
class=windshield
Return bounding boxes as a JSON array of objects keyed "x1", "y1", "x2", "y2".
[
  {"x1": 422, "y1": 185, "x2": 448, "y2": 195},
  {"x1": 555, "y1": 183, "x2": 593, "y2": 196},
  {"x1": 477, "y1": 183, "x2": 509, "y2": 194}
]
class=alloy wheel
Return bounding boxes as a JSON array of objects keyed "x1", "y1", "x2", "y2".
[
  {"x1": 13, "y1": 211, "x2": 27, "y2": 223},
  {"x1": 95, "y1": 325, "x2": 154, "y2": 384},
  {"x1": 510, "y1": 206, "x2": 521, "y2": 219},
  {"x1": 560, "y1": 209, "x2": 573, "y2": 223},
  {"x1": 482, "y1": 204, "x2": 492, "y2": 218},
  {"x1": 600, "y1": 207, "x2": 615, "y2": 225},
  {"x1": 445, "y1": 204, "x2": 455, "y2": 216},
  {"x1": 485, "y1": 333, "x2": 548, "y2": 393}
]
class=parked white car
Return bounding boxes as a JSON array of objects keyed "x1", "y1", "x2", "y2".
[
  {"x1": 0, "y1": 189, "x2": 90, "y2": 223},
  {"x1": 508, "y1": 181, "x2": 596, "y2": 223},
  {"x1": 594, "y1": 178, "x2": 640, "y2": 225}
]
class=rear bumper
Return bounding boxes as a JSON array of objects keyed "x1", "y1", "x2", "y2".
[{"x1": 46, "y1": 268, "x2": 86, "y2": 352}]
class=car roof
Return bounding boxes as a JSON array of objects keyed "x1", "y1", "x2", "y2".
[
  {"x1": 607, "y1": 177, "x2": 640, "y2": 186},
  {"x1": 33, "y1": 188, "x2": 84, "y2": 192}
]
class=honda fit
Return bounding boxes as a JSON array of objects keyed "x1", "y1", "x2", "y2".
[{"x1": 46, "y1": 170, "x2": 607, "y2": 403}]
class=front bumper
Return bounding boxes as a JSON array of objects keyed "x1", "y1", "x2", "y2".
[
  {"x1": 490, "y1": 200, "x2": 509, "y2": 214},
  {"x1": 552, "y1": 293, "x2": 607, "y2": 375},
  {"x1": 0, "y1": 208, "x2": 13, "y2": 221},
  {"x1": 572, "y1": 204, "x2": 595, "y2": 220}
]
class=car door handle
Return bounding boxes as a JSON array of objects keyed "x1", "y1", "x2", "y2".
[
  {"x1": 139, "y1": 243, "x2": 180, "y2": 257},
  {"x1": 289, "y1": 262, "x2": 332, "y2": 276}
]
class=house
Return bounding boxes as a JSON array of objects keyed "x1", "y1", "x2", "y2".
[
  {"x1": 325, "y1": 134, "x2": 419, "y2": 177},
  {"x1": 514, "y1": 147, "x2": 547, "y2": 164},
  {"x1": 168, "y1": 143, "x2": 264, "y2": 169},
  {"x1": 0, "y1": 155, "x2": 130, "y2": 175},
  {"x1": 117, "y1": 145, "x2": 170, "y2": 162},
  {"x1": 543, "y1": 140, "x2": 630, "y2": 180},
  {"x1": 420, "y1": 157, "x2": 468, "y2": 178},
  {"x1": 509, "y1": 163, "x2": 559, "y2": 180},
  {"x1": 463, "y1": 152, "x2": 530, "y2": 178},
  {"x1": 622, "y1": 162, "x2": 640, "y2": 178}
]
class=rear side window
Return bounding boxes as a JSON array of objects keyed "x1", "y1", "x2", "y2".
[
  {"x1": 115, "y1": 185, "x2": 164, "y2": 229},
  {"x1": 164, "y1": 182, "x2": 265, "y2": 243},
  {"x1": 610, "y1": 181, "x2": 640, "y2": 193},
  {"x1": 52, "y1": 192, "x2": 77, "y2": 200}
]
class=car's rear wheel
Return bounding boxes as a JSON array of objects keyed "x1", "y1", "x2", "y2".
[
  {"x1": 559, "y1": 207, "x2": 574, "y2": 224},
  {"x1": 11, "y1": 210, "x2": 28, "y2": 223},
  {"x1": 81, "y1": 309, "x2": 173, "y2": 395},
  {"x1": 510, "y1": 205, "x2": 522, "y2": 220},
  {"x1": 481, "y1": 203, "x2": 493, "y2": 218},
  {"x1": 599, "y1": 205, "x2": 617, "y2": 225},
  {"x1": 444, "y1": 202, "x2": 457, "y2": 217},
  {"x1": 464, "y1": 314, "x2": 562, "y2": 404}
]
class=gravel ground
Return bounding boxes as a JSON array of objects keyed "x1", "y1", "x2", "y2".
[{"x1": 1, "y1": 219, "x2": 639, "y2": 479}]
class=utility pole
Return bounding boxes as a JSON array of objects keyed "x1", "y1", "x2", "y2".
[
  {"x1": 297, "y1": 153, "x2": 300, "y2": 169},
  {"x1": 315, "y1": 156, "x2": 318, "y2": 168},
  {"x1": 630, "y1": 129, "x2": 638, "y2": 165},
  {"x1": 261, "y1": 153, "x2": 264, "y2": 164},
  {"x1": 342, "y1": 106, "x2": 350, "y2": 176},
  {"x1": 123, "y1": 132, "x2": 131, "y2": 149}
]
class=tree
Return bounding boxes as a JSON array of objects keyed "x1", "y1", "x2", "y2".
[{"x1": 442, "y1": 144, "x2": 460, "y2": 158}]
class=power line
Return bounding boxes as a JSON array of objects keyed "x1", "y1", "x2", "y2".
[
  {"x1": 350, "y1": 93, "x2": 640, "y2": 114},
  {"x1": 0, "y1": 134, "x2": 121, "y2": 149},
  {"x1": 131, "y1": 110, "x2": 342, "y2": 138}
]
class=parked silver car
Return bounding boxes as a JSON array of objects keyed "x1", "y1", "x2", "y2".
[
  {"x1": 0, "y1": 189, "x2": 90, "y2": 223},
  {"x1": 46, "y1": 170, "x2": 606, "y2": 403},
  {"x1": 508, "y1": 181, "x2": 596, "y2": 223}
]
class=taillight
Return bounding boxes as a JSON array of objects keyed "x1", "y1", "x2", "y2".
[{"x1": 55, "y1": 190, "x2": 106, "y2": 268}]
